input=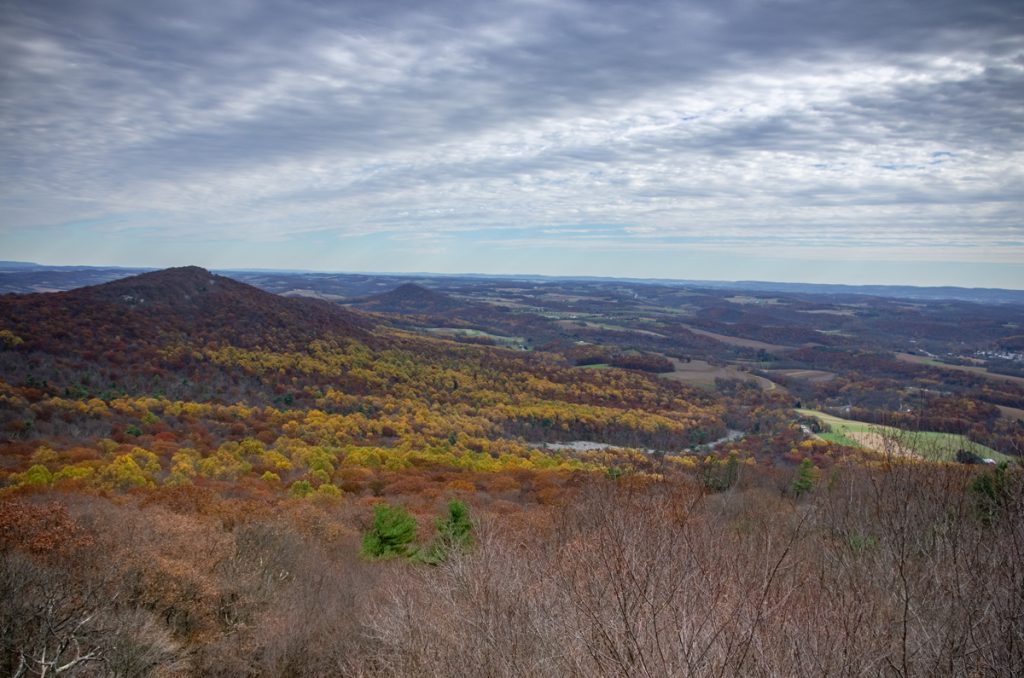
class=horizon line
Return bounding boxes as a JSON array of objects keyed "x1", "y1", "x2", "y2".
[{"x1": 3, "y1": 260, "x2": 1024, "y2": 294}]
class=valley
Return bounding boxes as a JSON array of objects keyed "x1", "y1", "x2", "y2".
[
  {"x1": 1, "y1": 264, "x2": 1022, "y2": 675},
  {"x1": 3, "y1": 0, "x2": 1021, "y2": 673}
]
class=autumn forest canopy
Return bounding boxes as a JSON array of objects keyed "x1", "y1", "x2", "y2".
[{"x1": 1, "y1": 266, "x2": 1022, "y2": 676}]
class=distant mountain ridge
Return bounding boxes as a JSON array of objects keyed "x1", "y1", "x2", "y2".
[
  {"x1": 1, "y1": 262, "x2": 1021, "y2": 305},
  {"x1": 0, "y1": 261, "x2": 42, "y2": 269},
  {"x1": 695, "y1": 280, "x2": 1024, "y2": 305}
]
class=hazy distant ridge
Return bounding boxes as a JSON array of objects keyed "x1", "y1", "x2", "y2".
[{"x1": 1, "y1": 262, "x2": 1021, "y2": 305}]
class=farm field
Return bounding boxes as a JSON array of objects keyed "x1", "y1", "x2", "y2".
[
  {"x1": 762, "y1": 368, "x2": 836, "y2": 383},
  {"x1": 997, "y1": 405, "x2": 1024, "y2": 421},
  {"x1": 424, "y1": 327, "x2": 527, "y2": 348},
  {"x1": 555, "y1": 319, "x2": 667, "y2": 337},
  {"x1": 678, "y1": 324, "x2": 790, "y2": 352},
  {"x1": 661, "y1": 358, "x2": 779, "y2": 391},
  {"x1": 725, "y1": 295, "x2": 782, "y2": 305},
  {"x1": 895, "y1": 353, "x2": 1024, "y2": 387},
  {"x1": 796, "y1": 409, "x2": 1011, "y2": 463}
]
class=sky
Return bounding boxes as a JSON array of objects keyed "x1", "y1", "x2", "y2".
[{"x1": 1, "y1": 0, "x2": 1023, "y2": 288}]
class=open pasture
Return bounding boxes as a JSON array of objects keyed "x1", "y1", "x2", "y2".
[{"x1": 796, "y1": 409, "x2": 1010, "y2": 463}]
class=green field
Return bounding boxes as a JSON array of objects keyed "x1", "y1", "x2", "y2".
[
  {"x1": 796, "y1": 409, "x2": 1012, "y2": 463},
  {"x1": 425, "y1": 327, "x2": 526, "y2": 348}
]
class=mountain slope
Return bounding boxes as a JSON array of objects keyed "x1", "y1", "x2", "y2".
[{"x1": 0, "y1": 266, "x2": 373, "y2": 363}]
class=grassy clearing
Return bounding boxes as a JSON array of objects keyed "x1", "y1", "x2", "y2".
[
  {"x1": 796, "y1": 409, "x2": 1011, "y2": 463},
  {"x1": 762, "y1": 368, "x2": 836, "y2": 383},
  {"x1": 818, "y1": 431, "x2": 862, "y2": 447},
  {"x1": 797, "y1": 309, "x2": 857, "y2": 317},
  {"x1": 725, "y1": 295, "x2": 781, "y2": 305},
  {"x1": 425, "y1": 327, "x2": 526, "y2": 348}
]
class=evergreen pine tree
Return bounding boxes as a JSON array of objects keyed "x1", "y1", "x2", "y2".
[
  {"x1": 791, "y1": 458, "x2": 816, "y2": 498},
  {"x1": 361, "y1": 504, "x2": 418, "y2": 559}
]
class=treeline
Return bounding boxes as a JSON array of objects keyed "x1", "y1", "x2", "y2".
[{"x1": 567, "y1": 346, "x2": 674, "y2": 373}]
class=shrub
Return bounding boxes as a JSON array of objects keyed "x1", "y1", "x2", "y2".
[
  {"x1": 316, "y1": 483, "x2": 341, "y2": 498},
  {"x1": 955, "y1": 449, "x2": 983, "y2": 465},
  {"x1": 19, "y1": 465, "x2": 53, "y2": 487},
  {"x1": 99, "y1": 455, "x2": 151, "y2": 491},
  {"x1": 288, "y1": 480, "x2": 314, "y2": 498},
  {"x1": 970, "y1": 462, "x2": 1011, "y2": 525}
]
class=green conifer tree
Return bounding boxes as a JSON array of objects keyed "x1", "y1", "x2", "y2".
[
  {"x1": 790, "y1": 458, "x2": 816, "y2": 498},
  {"x1": 361, "y1": 504, "x2": 418, "y2": 559},
  {"x1": 420, "y1": 500, "x2": 474, "y2": 565}
]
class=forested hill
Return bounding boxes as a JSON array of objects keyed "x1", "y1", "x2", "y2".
[
  {"x1": 0, "y1": 265, "x2": 729, "y2": 450},
  {"x1": 0, "y1": 266, "x2": 372, "y2": 353},
  {"x1": 353, "y1": 282, "x2": 473, "y2": 316}
]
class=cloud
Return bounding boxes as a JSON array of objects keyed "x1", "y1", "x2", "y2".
[{"x1": 0, "y1": 0, "x2": 1022, "y2": 280}]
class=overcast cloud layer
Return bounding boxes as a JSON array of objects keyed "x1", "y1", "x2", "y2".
[{"x1": 1, "y1": 0, "x2": 1023, "y2": 286}]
